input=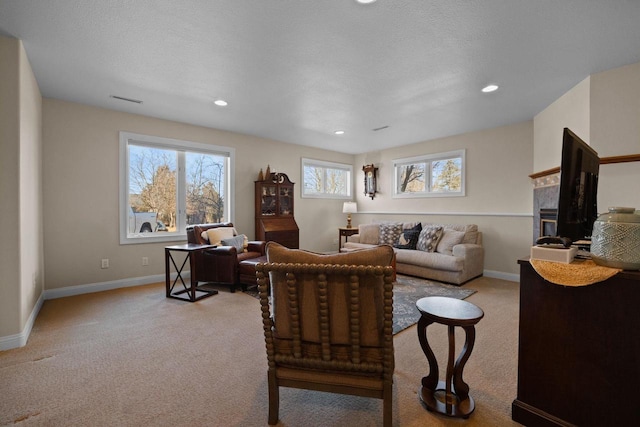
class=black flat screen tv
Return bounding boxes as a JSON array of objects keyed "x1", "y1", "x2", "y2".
[{"x1": 555, "y1": 128, "x2": 600, "y2": 243}]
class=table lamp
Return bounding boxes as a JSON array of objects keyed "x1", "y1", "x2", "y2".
[{"x1": 342, "y1": 202, "x2": 357, "y2": 228}]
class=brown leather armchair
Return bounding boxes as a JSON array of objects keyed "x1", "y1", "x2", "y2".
[{"x1": 186, "y1": 222, "x2": 266, "y2": 292}]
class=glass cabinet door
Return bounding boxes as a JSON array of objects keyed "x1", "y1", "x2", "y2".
[
  {"x1": 261, "y1": 185, "x2": 277, "y2": 215},
  {"x1": 279, "y1": 185, "x2": 293, "y2": 215}
]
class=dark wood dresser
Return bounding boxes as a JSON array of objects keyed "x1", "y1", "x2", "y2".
[{"x1": 512, "y1": 259, "x2": 640, "y2": 426}]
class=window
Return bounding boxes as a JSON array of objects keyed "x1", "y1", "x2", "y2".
[
  {"x1": 393, "y1": 150, "x2": 465, "y2": 198},
  {"x1": 119, "y1": 132, "x2": 234, "y2": 244},
  {"x1": 301, "y1": 158, "x2": 353, "y2": 199}
]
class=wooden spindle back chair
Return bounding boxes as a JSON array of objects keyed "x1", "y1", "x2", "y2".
[{"x1": 256, "y1": 242, "x2": 395, "y2": 426}]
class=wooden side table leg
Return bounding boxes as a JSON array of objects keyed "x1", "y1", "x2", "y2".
[
  {"x1": 417, "y1": 315, "x2": 438, "y2": 391},
  {"x1": 452, "y1": 325, "x2": 476, "y2": 402},
  {"x1": 445, "y1": 325, "x2": 456, "y2": 414}
]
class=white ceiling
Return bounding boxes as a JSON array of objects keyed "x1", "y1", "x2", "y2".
[{"x1": 2, "y1": 1, "x2": 640, "y2": 154}]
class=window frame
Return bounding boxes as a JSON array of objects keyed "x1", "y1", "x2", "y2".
[
  {"x1": 392, "y1": 149, "x2": 465, "y2": 198},
  {"x1": 119, "y1": 132, "x2": 235, "y2": 245},
  {"x1": 301, "y1": 158, "x2": 353, "y2": 199}
]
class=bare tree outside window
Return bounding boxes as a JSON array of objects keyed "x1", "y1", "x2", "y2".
[
  {"x1": 303, "y1": 165, "x2": 324, "y2": 194},
  {"x1": 301, "y1": 159, "x2": 352, "y2": 199},
  {"x1": 326, "y1": 168, "x2": 347, "y2": 194},
  {"x1": 186, "y1": 153, "x2": 225, "y2": 224},
  {"x1": 394, "y1": 150, "x2": 465, "y2": 197},
  {"x1": 129, "y1": 145, "x2": 177, "y2": 229},
  {"x1": 399, "y1": 163, "x2": 426, "y2": 193},
  {"x1": 120, "y1": 132, "x2": 233, "y2": 244},
  {"x1": 128, "y1": 145, "x2": 226, "y2": 233},
  {"x1": 432, "y1": 158, "x2": 462, "y2": 192}
]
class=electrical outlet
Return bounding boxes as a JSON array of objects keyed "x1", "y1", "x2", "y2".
[
  {"x1": 142, "y1": 257, "x2": 149, "y2": 266},
  {"x1": 101, "y1": 259, "x2": 109, "y2": 269}
]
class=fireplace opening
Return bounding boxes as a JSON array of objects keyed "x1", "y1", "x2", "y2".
[{"x1": 540, "y1": 208, "x2": 557, "y2": 237}]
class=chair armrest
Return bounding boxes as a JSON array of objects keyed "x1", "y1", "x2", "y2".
[
  {"x1": 206, "y1": 246, "x2": 238, "y2": 257},
  {"x1": 248, "y1": 241, "x2": 267, "y2": 255}
]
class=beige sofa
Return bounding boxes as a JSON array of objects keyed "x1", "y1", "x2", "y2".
[{"x1": 343, "y1": 222, "x2": 484, "y2": 285}]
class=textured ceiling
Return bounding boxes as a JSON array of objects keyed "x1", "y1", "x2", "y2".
[{"x1": 2, "y1": 0, "x2": 640, "y2": 154}]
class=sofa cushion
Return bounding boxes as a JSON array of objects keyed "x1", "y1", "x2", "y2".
[
  {"x1": 436, "y1": 229, "x2": 466, "y2": 255},
  {"x1": 358, "y1": 223, "x2": 380, "y2": 245},
  {"x1": 394, "y1": 249, "x2": 464, "y2": 271},
  {"x1": 416, "y1": 226, "x2": 443, "y2": 252},
  {"x1": 394, "y1": 223, "x2": 422, "y2": 250},
  {"x1": 379, "y1": 223, "x2": 403, "y2": 245},
  {"x1": 342, "y1": 242, "x2": 378, "y2": 250},
  {"x1": 462, "y1": 230, "x2": 479, "y2": 244},
  {"x1": 423, "y1": 223, "x2": 479, "y2": 245}
]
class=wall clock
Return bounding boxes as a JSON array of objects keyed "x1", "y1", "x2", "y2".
[{"x1": 362, "y1": 164, "x2": 378, "y2": 199}]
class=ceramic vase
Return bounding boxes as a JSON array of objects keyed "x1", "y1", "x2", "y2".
[{"x1": 590, "y1": 207, "x2": 640, "y2": 270}]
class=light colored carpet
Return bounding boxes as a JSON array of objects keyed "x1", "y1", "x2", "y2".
[{"x1": 0, "y1": 276, "x2": 521, "y2": 426}]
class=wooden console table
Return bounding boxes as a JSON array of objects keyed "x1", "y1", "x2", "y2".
[{"x1": 512, "y1": 259, "x2": 640, "y2": 426}]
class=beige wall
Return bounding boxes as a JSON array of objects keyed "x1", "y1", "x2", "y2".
[
  {"x1": 533, "y1": 76, "x2": 590, "y2": 173},
  {"x1": 590, "y1": 62, "x2": 640, "y2": 210},
  {"x1": 42, "y1": 99, "x2": 353, "y2": 290},
  {"x1": 533, "y1": 62, "x2": 640, "y2": 214},
  {"x1": 353, "y1": 121, "x2": 534, "y2": 277},
  {"x1": 19, "y1": 38, "x2": 44, "y2": 332},
  {"x1": 0, "y1": 36, "x2": 43, "y2": 343},
  {"x1": 43, "y1": 104, "x2": 533, "y2": 289},
  {"x1": 0, "y1": 37, "x2": 22, "y2": 338}
]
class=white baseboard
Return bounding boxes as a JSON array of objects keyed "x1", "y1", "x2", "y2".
[
  {"x1": 43, "y1": 272, "x2": 186, "y2": 300},
  {"x1": 1, "y1": 272, "x2": 186, "y2": 351},
  {"x1": 0, "y1": 292, "x2": 45, "y2": 351},
  {"x1": 483, "y1": 269, "x2": 519, "y2": 283}
]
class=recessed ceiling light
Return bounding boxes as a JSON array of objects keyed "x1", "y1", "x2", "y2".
[
  {"x1": 356, "y1": 0, "x2": 377, "y2": 4},
  {"x1": 334, "y1": 130, "x2": 345, "y2": 135},
  {"x1": 481, "y1": 84, "x2": 499, "y2": 93},
  {"x1": 214, "y1": 99, "x2": 228, "y2": 106}
]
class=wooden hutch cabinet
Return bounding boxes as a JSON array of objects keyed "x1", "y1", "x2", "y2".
[{"x1": 255, "y1": 172, "x2": 299, "y2": 248}]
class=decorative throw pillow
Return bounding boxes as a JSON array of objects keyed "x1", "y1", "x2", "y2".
[
  {"x1": 416, "y1": 226, "x2": 443, "y2": 252},
  {"x1": 379, "y1": 223, "x2": 403, "y2": 246},
  {"x1": 436, "y1": 229, "x2": 466, "y2": 255},
  {"x1": 206, "y1": 227, "x2": 235, "y2": 246},
  {"x1": 358, "y1": 223, "x2": 381, "y2": 245},
  {"x1": 221, "y1": 234, "x2": 246, "y2": 252},
  {"x1": 394, "y1": 223, "x2": 422, "y2": 250}
]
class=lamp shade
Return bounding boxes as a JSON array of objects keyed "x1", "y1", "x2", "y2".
[{"x1": 343, "y1": 202, "x2": 358, "y2": 214}]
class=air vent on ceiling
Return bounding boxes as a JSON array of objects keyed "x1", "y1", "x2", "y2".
[
  {"x1": 110, "y1": 95, "x2": 143, "y2": 104},
  {"x1": 372, "y1": 125, "x2": 389, "y2": 131}
]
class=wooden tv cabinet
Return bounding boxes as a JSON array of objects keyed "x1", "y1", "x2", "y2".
[{"x1": 512, "y1": 259, "x2": 640, "y2": 426}]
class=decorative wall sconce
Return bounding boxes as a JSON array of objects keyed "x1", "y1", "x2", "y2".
[{"x1": 363, "y1": 164, "x2": 378, "y2": 199}]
